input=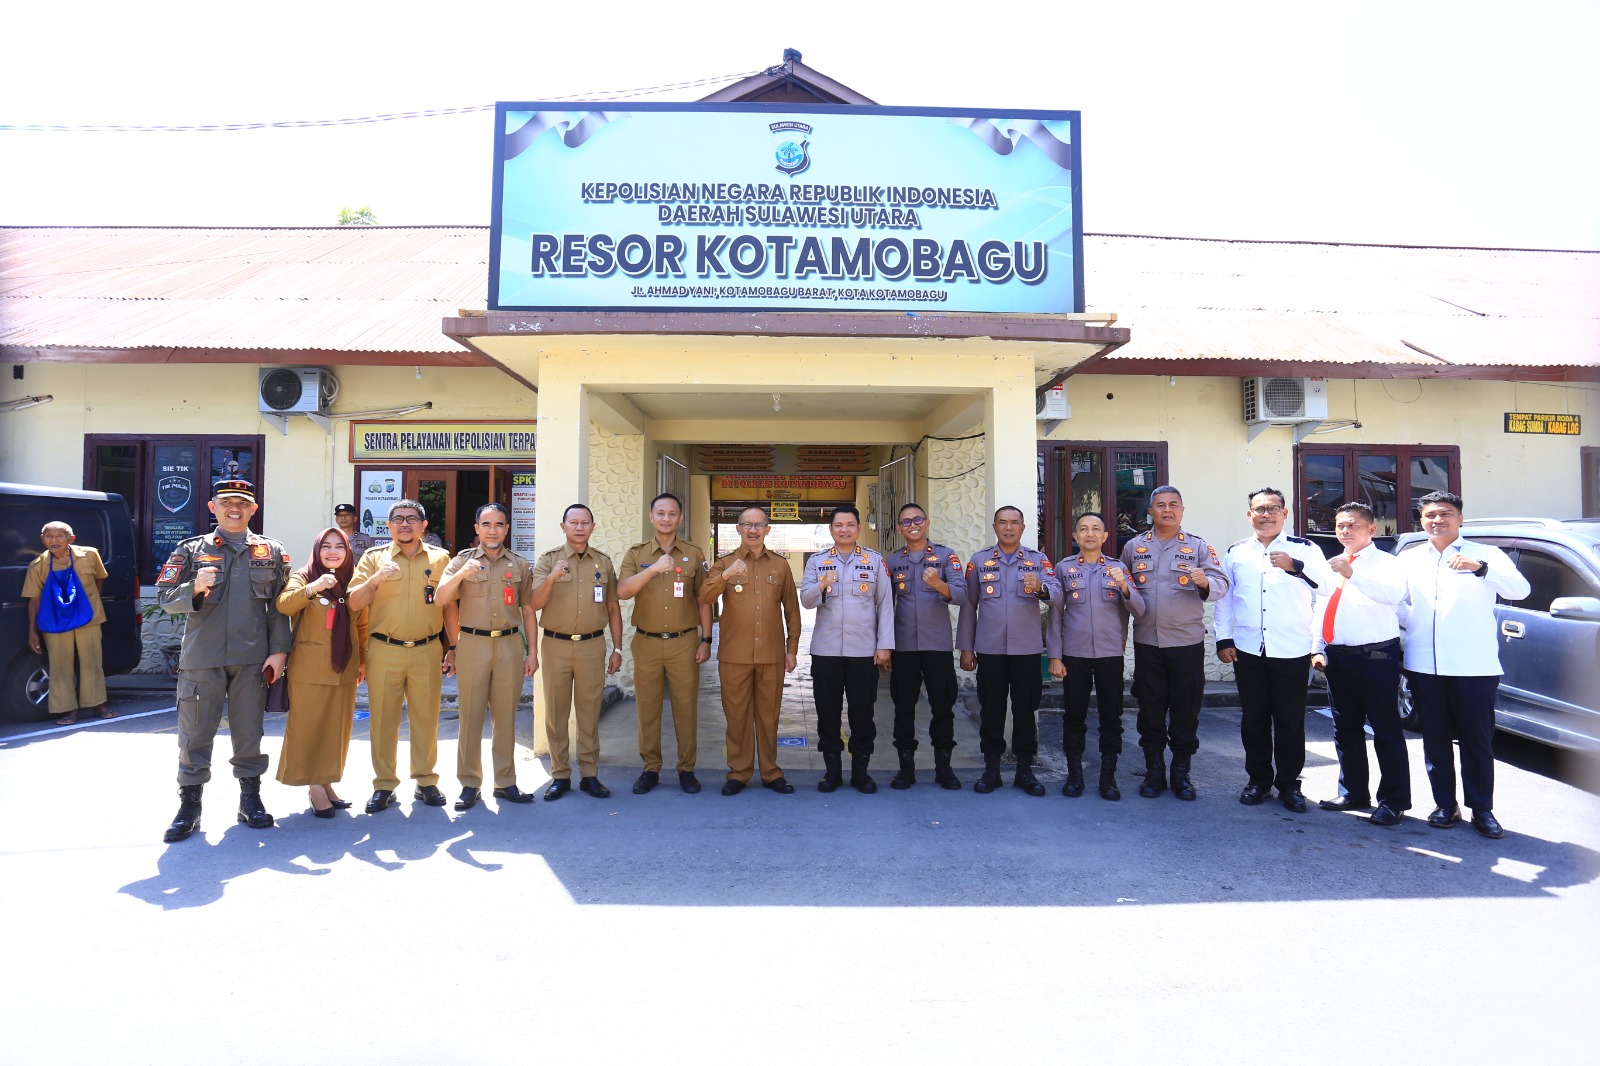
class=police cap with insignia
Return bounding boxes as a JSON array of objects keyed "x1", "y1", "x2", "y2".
[
  {"x1": 212, "y1": 478, "x2": 256, "y2": 501},
  {"x1": 333, "y1": 502, "x2": 357, "y2": 516}
]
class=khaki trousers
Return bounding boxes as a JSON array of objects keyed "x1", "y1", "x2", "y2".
[
  {"x1": 42, "y1": 624, "x2": 106, "y2": 714},
  {"x1": 541, "y1": 635, "x2": 606, "y2": 779},
  {"x1": 365, "y1": 640, "x2": 443, "y2": 791},
  {"x1": 631, "y1": 632, "x2": 700, "y2": 773},
  {"x1": 718, "y1": 660, "x2": 783, "y2": 784},
  {"x1": 175, "y1": 664, "x2": 268, "y2": 785},
  {"x1": 455, "y1": 631, "x2": 525, "y2": 789}
]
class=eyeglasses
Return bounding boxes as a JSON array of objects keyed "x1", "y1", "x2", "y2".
[
  {"x1": 737, "y1": 523, "x2": 768, "y2": 531},
  {"x1": 389, "y1": 515, "x2": 422, "y2": 524},
  {"x1": 1249, "y1": 506, "x2": 1285, "y2": 516},
  {"x1": 898, "y1": 516, "x2": 927, "y2": 527}
]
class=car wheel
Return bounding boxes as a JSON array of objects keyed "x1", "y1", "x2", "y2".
[
  {"x1": 1397, "y1": 672, "x2": 1420, "y2": 732},
  {"x1": 1, "y1": 651, "x2": 52, "y2": 723}
]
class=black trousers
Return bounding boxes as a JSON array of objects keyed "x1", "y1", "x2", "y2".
[
  {"x1": 812, "y1": 654, "x2": 878, "y2": 757},
  {"x1": 1062, "y1": 655, "x2": 1125, "y2": 756},
  {"x1": 975, "y1": 653, "x2": 1040, "y2": 760},
  {"x1": 1408, "y1": 671, "x2": 1500, "y2": 812},
  {"x1": 1325, "y1": 640, "x2": 1410, "y2": 809},
  {"x1": 1234, "y1": 650, "x2": 1311, "y2": 791},
  {"x1": 1131, "y1": 642, "x2": 1205, "y2": 756},
  {"x1": 889, "y1": 649, "x2": 958, "y2": 752}
]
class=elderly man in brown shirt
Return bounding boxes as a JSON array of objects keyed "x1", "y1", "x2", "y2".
[
  {"x1": 23, "y1": 521, "x2": 112, "y2": 724},
  {"x1": 700, "y1": 506, "x2": 802, "y2": 796},
  {"x1": 529, "y1": 504, "x2": 624, "y2": 800},
  {"x1": 618, "y1": 492, "x2": 713, "y2": 795}
]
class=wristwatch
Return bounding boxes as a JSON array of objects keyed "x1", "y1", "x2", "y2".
[{"x1": 701, "y1": 635, "x2": 713, "y2": 644}]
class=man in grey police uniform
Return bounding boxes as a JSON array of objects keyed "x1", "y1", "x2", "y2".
[
  {"x1": 156, "y1": 478, "x2": 292, "y2": 842},
  {"x1": 1214, "y1": 486, "x2": 1337, "y2": 813},
  {"x1": 334, "y1": 502, "x2": 376, "y2": 555},
  {"x1": 1118, "y1": 485, "x2": 1228, "y2": 801},
  {"x1": 800, "y1": 504, "x2": 895, "y2": 793},
  {"x1": 884, "y1": 502, "x2": 967, "y2": 789},
  {"x1": 956, "y1": 506, "x2": 1061, "y2": 796}
]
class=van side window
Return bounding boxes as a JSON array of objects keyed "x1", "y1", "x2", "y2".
[{"x1": 1509, "y1": 549, "x2": 1593, "y2": 613}]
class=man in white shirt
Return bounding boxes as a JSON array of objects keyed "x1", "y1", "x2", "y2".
[
  {"x1": 1400, "y1": 491, "x2": 1530, "y2": 839},
  {"x1": 1215, "y1": 487, "x2": 1336, "y2": 813},
  {"x1": 1310, "y1": 503, "x2": 1410, "y2": 826}
]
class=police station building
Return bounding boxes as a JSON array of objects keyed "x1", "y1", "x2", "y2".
[{"x1": 4, "y1": 55, "x2": 1597, "y2": 702}]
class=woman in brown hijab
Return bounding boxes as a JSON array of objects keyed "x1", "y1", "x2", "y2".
[{"x1": 275, "y1": 527, "x2": 368, "y2": 816}]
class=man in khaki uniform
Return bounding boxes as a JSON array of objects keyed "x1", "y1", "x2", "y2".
[
  {"x1": 23, "y1": 521, "x2": 111, "y2": 724},
  {"x1": 699, "y1": 506, "x2": 801, "y2": 796},
  {"x1": 436, "y1": 502, "x2": 538, "y2": 810},
  {"x1": 618, "y1": 492, "x2": 713, "y2": 795},
  {"x1": 348, "y1": 498, "x2": 458, "y2": 813},
  {"x1": 529, "y1": 504, "x2": 624, "y2": 800}
]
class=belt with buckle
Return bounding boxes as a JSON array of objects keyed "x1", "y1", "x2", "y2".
[
  {"x1": 635, "y1": 626, "x2": 696, "y2": 639},
  {"x1": 371, "y1": 631, "x2": 442, "y2": 649},
  {"x1": 459, "y1": 625, "x2": 520, "y2": 639},
  {"x1": 543, "y1": 628, "x2": 605, "y2": 642},
  {"x1": 1327, "y1": 638, "x2": 1400, "y2": 659}
]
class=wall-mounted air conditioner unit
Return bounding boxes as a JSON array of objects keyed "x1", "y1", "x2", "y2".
[
  {"x1": 1242, "y1": 376, "x2": 1327, "y2": 425},
  {"x1": 259, "y1": 368, "x2": 339, "y2": 414}
]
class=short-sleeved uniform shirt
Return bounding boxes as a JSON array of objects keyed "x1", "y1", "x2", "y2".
[
  {"x1": 620, "y1": 537, "x2": 707, "y2": 634},
  {"x1": 700, "y1": 546, "x2": 801, "y2": 664},
  {"x1": 352, "y1": 541, "x2": 454, "y2": 640},
  {"x1": 1118, "y1": 528, "x2": 1229, "y2": 648},
  {"x1": 885, "y1": 542, "x2": 967, "y2": 652},
  {"x1": 532, "y1": 544, "x2": 618, "y2": 635},
  {"x1": 443, "y1": 546, "x2": 532, "y2": 631},
  {"x1": 23, "y1": 545, "x2": 109, "y2": 626},
  {"x1": 156, "y1": 530, "x2": 293, "y2": 668}
]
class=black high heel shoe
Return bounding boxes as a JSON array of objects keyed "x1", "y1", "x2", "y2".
[{"x1": 311, "y1": 804, "x2": 337, "y2": 819}]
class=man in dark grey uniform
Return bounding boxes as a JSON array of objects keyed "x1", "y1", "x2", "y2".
[
  {"x1": 956, "y1": 506, "x2": 1061, "y2": 796},
  {"x1": 156, "y1": 479, "x2": 291, "y2": 842},
  {"x1": 884, "y1": 502, "x2": 966, "y2": 789},
  {"x1": 1118, "y1": 486, "x2": 1228, "y2": 801}
]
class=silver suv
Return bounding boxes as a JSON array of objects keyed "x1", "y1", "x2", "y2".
[{"x1": 1395, "y1": 518, "x2": 1600, "y2": 754}]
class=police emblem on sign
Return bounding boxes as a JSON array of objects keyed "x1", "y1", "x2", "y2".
[
  {"x1": 157, "y1": 475, "x2": 191, "y2": 514},
  {"x1": 769, "y1": 121, "x2": 812, "y2": 177}
]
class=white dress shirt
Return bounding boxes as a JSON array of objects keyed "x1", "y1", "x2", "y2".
[
  {"x1": 1311, "y1": 545, "x2": 1406, "y2": 652},
  {"x1": 1399, "y1": 536, "x2": 1531, "y2": 676},
  {"x1": 1215, "y1": 534, "x2": 1337, "y2": 658}
]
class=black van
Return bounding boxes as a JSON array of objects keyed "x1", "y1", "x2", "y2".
[{"x1": 0, "y1": 483, "x2": 143, "y2": 721}]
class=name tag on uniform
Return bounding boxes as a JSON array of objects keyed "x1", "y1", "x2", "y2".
[
  {"x1": 593, "y1": 585, "x2": 605, "y2": 603},
  {"x1": 673, "y1": 581, "x2": 684, "y2": 598}
]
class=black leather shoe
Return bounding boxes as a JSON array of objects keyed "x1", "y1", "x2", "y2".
[
  {"x1": 1318, "y1": 795, "x2": 1372, "y2": 812},
  {"x1": 578, "y1": 776, "x2": 610, "y2": 798},
  {"x1": 721, "y1": 779, "x2": 746, "y2": 796},
  {"x1": 365, "y1": 789, "x2": 397, "y2": 814},
  {"x1": 1239, "y1": 783, "x2": 1271, "y2": 806},
  {"x1": 311, "y1": 804, "x2": 337, "y2": 819},
  {"x1": 1369, "y1": 803, "x2": 1403, "y2": 826},
  {"x1": 454, "y1": 787, "x2": 481, "y2": 811},
  {"x1": 1427, "y1": 804, "x2": 1461, "y2": 829},
  {"x1": 414, "y1": 784, "x2": 447, "y2": 807},
  {"x1": 678, "y1": 771, "x2": 702, "y2": 794},
  {"x1": 543, "y1": 779, "x2": 572, "y2": 801},
  {"x1": 1279, "y1": 788, "x2": 1309, "y2": 813},
  {"x1": 493, "y1": 784, "x2": 536, "y2": 804},
  {"x1": 328, "y1": 798, "x2": 354, "y2": 809},
  {"x1": 763, "y1": 777, "x2": 795, "y2": 794},
  {"x1": 632, "y1": 770, "x2": 660, "y2": 795},
  {"x1": 1471, "y1": 809, "x2": 1505, "y2": 839}
]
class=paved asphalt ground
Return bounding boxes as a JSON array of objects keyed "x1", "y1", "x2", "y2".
[{"x1": 2, "y1": 669, "x2": 1597, "y2": 1064}]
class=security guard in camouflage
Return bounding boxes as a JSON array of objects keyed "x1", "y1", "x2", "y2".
[{"x1": 156, "y1": 479, "x2": 291, "y2": 842}]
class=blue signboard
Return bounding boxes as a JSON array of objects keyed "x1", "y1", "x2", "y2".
[{"x1": 490, "y1": 102, "x2": 1082, "y2": 314}]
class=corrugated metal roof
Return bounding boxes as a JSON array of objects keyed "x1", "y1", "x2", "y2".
[
  {"x1": 2, "y1": 227, "x2": 1595, "y2": 370},
  {"x1": 0, "y1": 226, "x2": 489, "y2": 354},
  {"x1": 1087, "y1": 236, "x2": 1600, "y2": 369}
]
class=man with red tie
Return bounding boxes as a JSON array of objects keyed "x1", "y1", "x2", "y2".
[{"x1": 1311, "y1": 503, "x2": 1410, "y2": 826}]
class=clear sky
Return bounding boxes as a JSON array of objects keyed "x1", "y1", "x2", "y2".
[{"x1": 3, "y1": 0, "x2": 1596, "y2": 250}]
